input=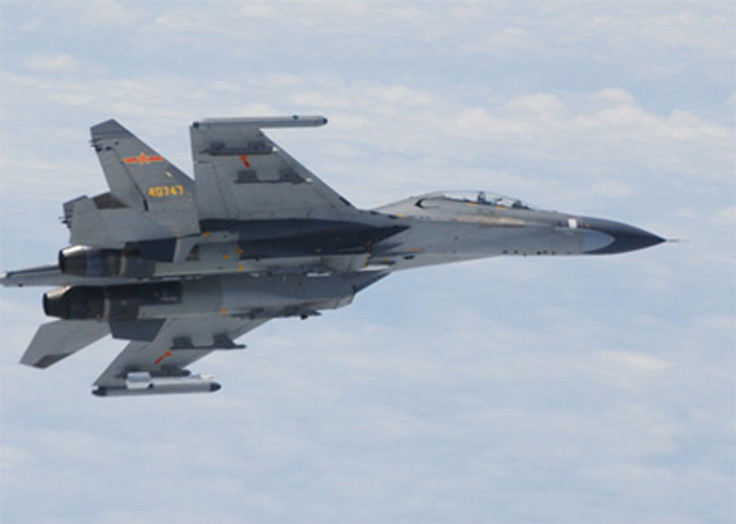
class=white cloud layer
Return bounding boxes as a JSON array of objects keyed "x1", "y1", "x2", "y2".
[{"x1": 1, "y1": 1, "x2": 734, "y2": 522}]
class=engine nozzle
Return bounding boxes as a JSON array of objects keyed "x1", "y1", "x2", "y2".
[{"x1": 58, "y1": 246, "x2": 123, "y2": 277}]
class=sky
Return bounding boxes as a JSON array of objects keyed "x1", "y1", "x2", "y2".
[{"x1": 0, "y1": 1, "x2": 734, "y2": 522}]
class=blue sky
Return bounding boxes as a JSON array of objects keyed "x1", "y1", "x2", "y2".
[{"x1": 1, "y1": 1, "x2": 734, "y2": 522}]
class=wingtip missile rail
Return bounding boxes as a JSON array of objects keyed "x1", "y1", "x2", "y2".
[{"x1": 194, "y1": 115, "x2": 328, "y2": 129}]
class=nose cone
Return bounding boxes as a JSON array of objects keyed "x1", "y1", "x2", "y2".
[{"x1": 581, "y1": 217, "x2": 665, "y2": 255}]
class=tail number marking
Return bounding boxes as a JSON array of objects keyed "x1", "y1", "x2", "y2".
[{"x1": 148, "y1": 185, "x2": 185, "y2": 198}]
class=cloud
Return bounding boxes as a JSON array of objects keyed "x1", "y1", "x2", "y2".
[
  {"x1": 599, "y1": 350, "x2": 671, "y2": 374},
  {"x1": 23, "y1": 53, "x2": 80, "y2": 74},
  {"x1": 708, "y1": 206, "x2": 736, "y2": 226}
]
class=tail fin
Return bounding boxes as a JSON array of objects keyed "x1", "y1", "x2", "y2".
[
  {"x1": 79, "y1": 120, "x2": 200, "y2": 240},
  {"x1": 20, "y1": 320, "x2": 110, "y2": 369}
]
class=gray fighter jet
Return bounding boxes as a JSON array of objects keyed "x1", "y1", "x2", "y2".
[{"x1": 1, "y1": 116, "x2": 664, "y2": 396}]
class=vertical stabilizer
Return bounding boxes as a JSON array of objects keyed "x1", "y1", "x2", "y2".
[{"x1": 87, "y1": 120, "x2": 200, "y2": 238}]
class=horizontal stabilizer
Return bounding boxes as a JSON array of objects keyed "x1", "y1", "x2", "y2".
[
  {"x1": 1, "y1": 264, "x2": 63, "y2": 287},
  {"x1": 20, "y1": 320, "x2": 110, "y2": 369}
]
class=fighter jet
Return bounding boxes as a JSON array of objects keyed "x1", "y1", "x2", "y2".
[{"x1": 1, "y1": 116, "x2": 664, "y2": 396}]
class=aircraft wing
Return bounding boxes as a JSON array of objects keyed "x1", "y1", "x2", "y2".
[
  {"x1": 92, "y1": 316, "x2": 268, "y2": 396},
  {"x1": 190, "y1": 116, "x2": 359, "y2": 221}
]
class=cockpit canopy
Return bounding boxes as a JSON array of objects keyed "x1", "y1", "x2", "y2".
[
  {"x1": 374, "y1": 190, "x2": 540, "y2": 217},
  {"x1": 415, "y1": 191, "x2": 532, "y2": 210}
]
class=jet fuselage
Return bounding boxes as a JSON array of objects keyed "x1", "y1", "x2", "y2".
[{"x1": 0, "y1": 117, "x2": 665, "y2": 396}]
